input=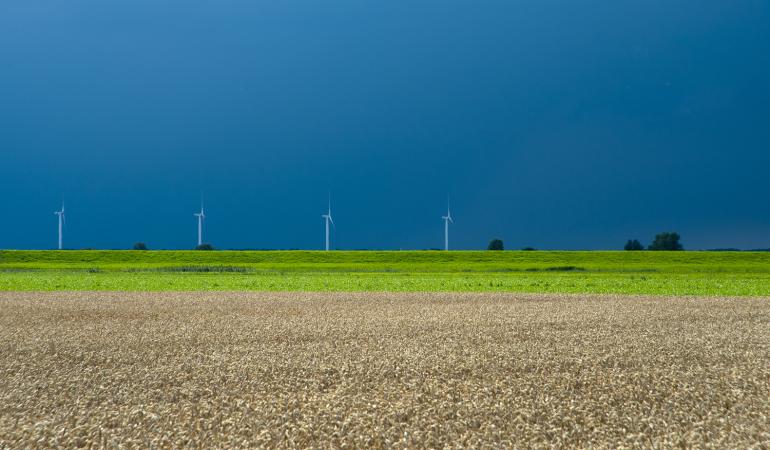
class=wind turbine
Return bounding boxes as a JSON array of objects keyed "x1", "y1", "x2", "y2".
[
  {"x1": 54, "y1": 203, "x2": 65, "y2": 250},
  {"x1": 321, "y1": 193, "x2": 334, "y2": 251},
  {"x1": 442, "y1": 199, "x2": 453, "y2": 251},
  {"x1": 194, "y1": 200, "x2": 205, "y2": 247}
]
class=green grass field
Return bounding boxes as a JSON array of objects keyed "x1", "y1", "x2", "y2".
[{"x1": 2, "y1": 250, "x2": 769, "y2": 295}]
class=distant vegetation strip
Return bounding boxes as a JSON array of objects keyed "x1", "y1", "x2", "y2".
[
  {"x1": 1, "y1": 271, "x2": 769, "y2": 296},
  {"x1": 1, "y1": 250, "x2": 768, "y2": 295},
  {"x1": 2, "y1": 250, "x2": 769, "y2": 272}
]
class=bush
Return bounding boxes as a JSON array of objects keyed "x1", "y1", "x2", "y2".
[
  {"x1": 195, "y1": 243, "x2": 215, "y2": 251},
  {"x1": 133, "y1": 242, "x2": 148, "y2": 251},
  {"x1": 521, "y1": 247, "x2": 537, "y2": 251},
  {"x1": 487, "y1": 239, "x2": 504, "y2": 251},
  {"x1": 624, "y1": 239, "x2": 644, "y2": 251},
  {"x1": 648, "y1": 232, "x2": 683, "y2": 251}
]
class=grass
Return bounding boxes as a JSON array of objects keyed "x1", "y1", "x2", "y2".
[
  {"x1": 1, "y1": 250, "x2": 770, "y2": 295},
  {"x1": 1, "y1": 292, "x2": 767, "y2": 447}
]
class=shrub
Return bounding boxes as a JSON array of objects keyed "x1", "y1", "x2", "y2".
[
  {"x1": 133, "y1": 242, "x2": 148, "y2": 251},
  {"x1": 195, "y1": 243, "x2": 215, "y2": 251},
  {"x1": 487, "y1": 239, "x2": 504, "y2": 251},
  {"x1": 624, "y1": 239, "x2": 644, "y2": 251},
  {"x1": 648, "y1": 232, "x2": 683, "y2": 251}
]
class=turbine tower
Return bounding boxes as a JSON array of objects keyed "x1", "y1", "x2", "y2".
[
  {"x1": 442, "y1": 200, "x2": 453, "y2": 251},
  {"x1": 194, "y1": 201, "x2": 205, "y2": 246},
  {"x1": 54, "y1": 203, "x2": 65, "y2": 250},
  {"x1": 321, "y1": 193, "x2": 334, "y2": 251}
]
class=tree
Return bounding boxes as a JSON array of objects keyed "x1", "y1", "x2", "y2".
[
  {"x1": 133, "y1": 242, "x2": 148, "y2": 250},
  {"x1": 648, "y1": 232, "x2": 683, "y2": 251},
  {"x1": 487, "y1": 238, "x2": 504, "y2": 251},
  {"x1": 195, "y1": 243, "x2": 214, "y2": 251},
  {"x1": 624, "y1": 239, "x2": 644, "y2": 251}
]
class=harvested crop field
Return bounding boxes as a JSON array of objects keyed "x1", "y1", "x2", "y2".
[{"x1": 1, "y1": 292, "x2": 768, "y2": 448}]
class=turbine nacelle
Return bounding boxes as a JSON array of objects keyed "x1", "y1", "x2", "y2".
[
  {"x1": 442, "y1": 198, "x2": 453, "y2": 251},
  {"x1": 54, "y1": 207, "x2": 66, "y2": 224},
  {"x1": 54, "y1": 203, "x2": 65, "y2": 250},
  {"x1": 194, "y1": 198, "x2": 206, "y2": 246},
  {"x1": 194, "y1": 205, "x2": 205, "y2": 220},
  {"x1": 322, "y1": 193, "x2": 334, "y2": 251}
]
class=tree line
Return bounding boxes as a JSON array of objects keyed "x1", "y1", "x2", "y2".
[
  {"x1": 129, "y1": 233, "x2": 686, "y2": 251},
  {"x1": 624, "y1": 232, "x2": 683, "y2": 251},
  {"x1": 485, "y1": 232, "x2": 685, "y2": 251}
]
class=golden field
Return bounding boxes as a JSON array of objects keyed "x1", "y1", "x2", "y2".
[{"x1": 0, "y1": 292, "x2": 768, "y2": 448}]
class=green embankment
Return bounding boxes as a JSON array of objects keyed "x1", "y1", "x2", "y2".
[{"x1": 1, "y1": 250, "x2": 769, "y2": 295}]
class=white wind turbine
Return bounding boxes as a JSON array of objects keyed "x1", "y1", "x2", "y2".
[
  {"x1": 54, "y1": 203, "x2": 65, "y2": 250},
  {"x1": 321, "y1": 193, "x2": 334, "y2": 251},
  {"x1": 194, "y1": 200, "x2": 205, "y2": 247},
  {"x1": 442, "y1": 199, "x2": 453, "y2": 251}
]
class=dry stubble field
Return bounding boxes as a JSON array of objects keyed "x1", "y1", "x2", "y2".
[{"x1": 1, "y1": 292, "x2": 768, "y2": 448}]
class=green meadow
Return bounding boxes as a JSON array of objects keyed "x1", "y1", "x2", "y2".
[{"x1": 1, "y1": 250, "x2": 769, "y2": 295}]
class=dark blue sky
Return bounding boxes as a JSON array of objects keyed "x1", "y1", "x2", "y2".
[{"x1": 2, "y1": 0, "x2": 769, "y2": 250}]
